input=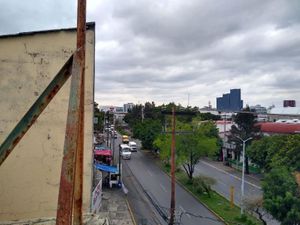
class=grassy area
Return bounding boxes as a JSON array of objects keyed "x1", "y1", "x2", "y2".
[{"x1": 163, "y1": 164, "x2": 262, "y2": 225}]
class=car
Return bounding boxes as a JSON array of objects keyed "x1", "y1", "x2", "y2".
[
  {"x1": 119, "y1": 144, "x2": 131, "y2": 159},
  {"x1": 128, "y1": 141, "x2": 137, "y2": 152},
  {"x1": 122, "y1": 135, "x2": 129, "y2": 144},
  {"x1": 94, "y1": 144, "x2": 108, "y2": 151}
]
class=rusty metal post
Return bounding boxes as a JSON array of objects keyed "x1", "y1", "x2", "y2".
[
  {"x1": 169, "y1": 106, "x2": 176, "y2": 225},
  {"x1": 56, "y1": 55, "x2": 82, "y2": 225},
  {"x1": 56, "y1": 0, "x2": 86, "y2": 224},
  {"x1": 73, "y1": 0, "x2": 86, "y2": 224},
  {"x1": 0, "y1": 55, "x2": 73, "y2": 166}
]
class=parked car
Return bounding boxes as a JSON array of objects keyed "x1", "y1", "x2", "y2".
[
  {"x1": 129, "y1": 141, "x2": 137, "y2": 152},
  {"x1": 113, "y1": 131, "x2": 118, "y2": 139},
  {"x1": 119, "y1": 144, "x2": 131, "y2": 159}
]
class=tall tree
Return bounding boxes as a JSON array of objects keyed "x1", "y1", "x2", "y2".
[
  {"x1": 154, "y1": 121, "x2": 218, "y2": 180},
  {"x1": 132, "y1": 119, "x2": 161, "y2": 150},
  {"x1": 229, "y1": 107, "x2": 259, "y2": 174}
]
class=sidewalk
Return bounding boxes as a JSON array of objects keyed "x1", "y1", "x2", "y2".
[{"x1": 98, "y1": 187, "x2": 135, "y2": 225}]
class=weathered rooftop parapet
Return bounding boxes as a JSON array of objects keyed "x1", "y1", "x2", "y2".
[{"x1": 0, "y1": 214, "x2": 109, "y2": 225}]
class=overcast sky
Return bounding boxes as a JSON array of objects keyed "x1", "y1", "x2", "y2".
[{"x1": 1, "y1": 0, "x2": 300, "y2": 108}]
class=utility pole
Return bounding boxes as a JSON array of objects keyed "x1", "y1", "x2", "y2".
[
  {"x1": 161, "y1": 108, "x2": 196, "y2": 225},
  {"x1": 118, "y1": 144, "x2": 122, "y2": 186},
  {"x1": 223, "y1": 113, "x2": 226, "y2": 163},
  {"x1": 112, "y1": 132, "x2": 115, "y2": 164},
  {"x1": 106, "y1": 113, "x2": 109, "y2": 147},
  {"x1": 169, "y1": 106, "x2": 176, "y2": 225}
]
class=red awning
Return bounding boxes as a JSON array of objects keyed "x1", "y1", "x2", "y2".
[{"x1": 94, "y1": 150, "x2": 112, "y2": 156}]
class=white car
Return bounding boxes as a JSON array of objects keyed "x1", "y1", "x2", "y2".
[
  {"x1": 129, "y1": 141, "x2": 137, "y2": 152},
  {"x1": 120, "y1": 144, "x2": 131, "y2": 159}
]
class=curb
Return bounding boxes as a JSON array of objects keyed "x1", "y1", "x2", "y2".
[
  {"x1": 125, "y1": 197, "x2": 137, "y2": 225},
  {"x1": 154, "y1": 160, "x2": 229, "y2": 225},
  {"x1": 175, "y1": 177, "x2": 229, "y2": 225}
]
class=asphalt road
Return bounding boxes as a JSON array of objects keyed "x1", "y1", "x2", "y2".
[
  {"x1": 194, "y1": 159, "x2": 279, "y2": 225},
  {"x1": 123, "y1": 149, "x2": 223, "y2": 225},
  {"x1": 110, "y1": 134, "x2": 165, "y2": 225},
  {"x1": 195, "y1": 160, "x2": 262, "y2": 206}
]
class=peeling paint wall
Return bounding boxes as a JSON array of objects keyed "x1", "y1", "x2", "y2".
[{"x1": 0, "y1": 26, "x2": 95, "y2": 221}]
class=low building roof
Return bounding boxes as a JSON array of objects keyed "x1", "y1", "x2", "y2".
[
  {"x1": 257, "y1": 122, "x2": 300, "y2": 134},
  {"x1": 269, "y1": 107, "x2": 300, "y2": 115}
]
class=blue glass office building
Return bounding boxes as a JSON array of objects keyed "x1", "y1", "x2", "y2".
[{"x1": 216, "y1": 89, "x2": 243, "y2": 112}]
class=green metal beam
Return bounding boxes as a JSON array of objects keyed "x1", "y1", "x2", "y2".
[{"x1": 0, "y1": 54, "x2": 74, "y2": 166}]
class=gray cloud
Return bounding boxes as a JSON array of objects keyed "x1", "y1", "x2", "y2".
[{"x1": 1, "y1": 0, "x2": 300, "y2": 107}]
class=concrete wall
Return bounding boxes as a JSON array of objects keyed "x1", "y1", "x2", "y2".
[{"x1": 0, "y1": 24, "x2": 95, "y2": 221}]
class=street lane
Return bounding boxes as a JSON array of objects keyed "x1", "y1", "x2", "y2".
[
  {"x1": 124, "y1": 150, "x2": 223, "y2": 225},
  {"x1": 195, "y1": 160, "x2": 262, "y2": 206},
  {"x1": 195, "y1": 159, "x2": 279, "y2": 225},
  {"x1": 111, "y1": 134, "x2": 165, "y2": 225}
]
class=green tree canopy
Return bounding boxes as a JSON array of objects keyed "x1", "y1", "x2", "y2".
[
  {"x1": 262, "y1": 167, "x2": 300, "y2": 225},
  {"x1": 229, "y1": 107, "x2": 259, "y2": 173},
  {"x1": 247, "y1": 135, "x2": 287, "y2": 172},
  {"x1": 154, "y1": 121, "x2": 218, "y2": 179},
  {"x1": 94, "y1": 101, "x2": 105, "y2": 131},
  {"x1": 247, "y1": 134, "x2": 300, "y2": 172},
  {"x1": 132, "y1": 119, "x2": 161, "y2": 150}
]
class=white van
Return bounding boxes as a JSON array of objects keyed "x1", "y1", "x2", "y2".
[
  {"x1": 119, "y1": 144, "x2": 131, "y2": 159},
  {"x1": 129, "y1": 141, "x2": 137, "y2": 152}
]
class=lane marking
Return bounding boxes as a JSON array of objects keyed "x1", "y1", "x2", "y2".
[
  {"x1": 147, "y1": 169, "x2": 153, "y2": 177},
  {"x1": 179, "y1": 205, "x2": 191, "y2": 218},
  {"x1": 218, "y1": 180, "x2": 227, "y2": 186},
  {"x1": 198, "y1": 161, "x2": 261, "y2": 190},
  {"x1": 159, "y1": 183, "x2": 167, "y2": 192}
]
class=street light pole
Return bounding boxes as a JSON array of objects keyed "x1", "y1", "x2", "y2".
[
  {"x1": 236, "y1": 136, "x2": 252, "y2": 215},
  {"x1": 169, "y1": 106, "x2": 176, "y2": 225}
]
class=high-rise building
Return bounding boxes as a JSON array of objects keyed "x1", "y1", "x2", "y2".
[
  {"x1": 283, "y1": 100, "x2": 296, "y2": 107},
  {"x1": 123, "y1": 103, "x2": 134, "y2": 113},
  {"x1": 216, "y1": 89, "x2": 243, "y2": 112}
]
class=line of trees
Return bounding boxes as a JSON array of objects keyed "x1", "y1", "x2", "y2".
[
  {"x1": 247, "y1": 134, "x2": 300, "y2": 224},
  {"x1": 124, "y1": 102, "x2": 221, "y2": 180}
]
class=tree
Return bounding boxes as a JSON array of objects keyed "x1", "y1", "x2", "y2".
[
  {"x1": 247, "y1": 134, "x2": 300, "y2": 172},
  {"x1": 198, "y1": 112, "x2": 221, "y2": 121},
  {"x1": 244, "y1": 197, "x2": 267, "y2": 225},
  {"x1": 154, "y1": 121, "x2": 218, "y2": 180},
  {"x1": 132, "y1": 119, "x2": 161, "y2": 150},
  {"x1": 247, "y1": 135, "x2": 287, "y2": 172},
  {"x1": 229, "y1": 107, "x2": 259, "y2": 174},
  {"x1": 271, "y1": 134, "x2": 300, "y2": 171},
  {"x1": 94, "y1": 101, "x2": 105, "y2": 131},
  {"x1": 262, "y1": 167, "x2": 300, "y2": 225},
  {"x1": 124, "y1": 104, "x2": 143, "y2": 127}
]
